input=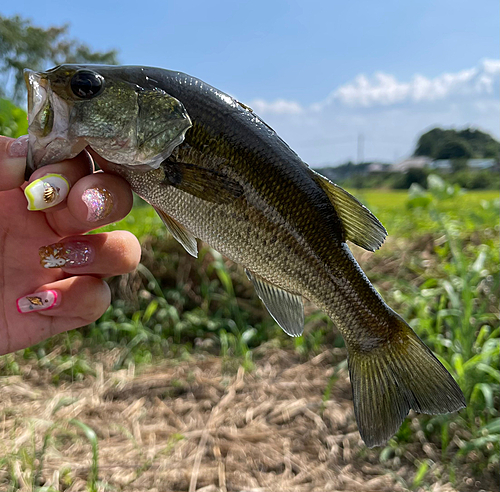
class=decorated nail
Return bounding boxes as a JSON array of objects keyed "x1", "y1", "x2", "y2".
[
  {"x1": 39, "y1": 241, "x2": 94, "y2": 269},
  {"x1": 82, "y1": 187, "x2": 113, "y2": 222},
  {"x1": 24, "y1": 174, "x2": 69, "y2": 210},
  {"x1": 16, "y1": 290, "x2": 59, "y2": 313}
]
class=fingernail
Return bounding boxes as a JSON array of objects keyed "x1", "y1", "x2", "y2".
[
  {"x1": 16, "y1": 290, "x2": 59, "y2": 313},
  {"x1": 39, "y1": 241, "x2": 94, "y2": 269},
  {"x1": 82, "y1": 187, "x2": 113, "y2": 222},
  {"x1": 3, "y1": 136, "x2": 28, "y2": 176},
  {"x1": 24, "y1": 174, "x2": 69, "y2": 210},
  {"x1": 8, "y1": 135, "x2": 28, "y2": 158}
]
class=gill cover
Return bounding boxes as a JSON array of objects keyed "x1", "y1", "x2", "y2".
[{"x1": 24, "y1": 65, "x2": 192, "y2": 173}]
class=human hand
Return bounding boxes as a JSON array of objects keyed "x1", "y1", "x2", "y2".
[{"x1": 0, "y1": 135, "x2": 141, "y2": 355}]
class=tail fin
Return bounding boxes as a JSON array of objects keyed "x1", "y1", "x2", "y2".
[{"x1": 348, "y1": 315, "x2": 466, "y2": 448}]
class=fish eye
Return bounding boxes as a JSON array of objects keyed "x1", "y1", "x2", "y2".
[{"x1": 70, "y1": 70, "x2": 104, "y2": 99}]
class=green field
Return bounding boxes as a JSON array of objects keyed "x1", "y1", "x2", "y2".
[{"x1": 1, "y1": 181, "x2": 499, "y2": 491}]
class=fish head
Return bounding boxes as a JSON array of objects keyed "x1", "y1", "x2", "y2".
[{"x1": 24, "y1": 64, "x2": 192, "y2": 174}]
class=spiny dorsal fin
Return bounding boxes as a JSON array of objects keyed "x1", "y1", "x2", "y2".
[
  {"x1": 154, "y1": 207, "x2": 198, "y2": 257},
  {"x1": 245, "y1": 269, "x2": 304, "y2": 337},
  {"x1": 309, "y1": 170, "x2": 387, "y2": 251}
]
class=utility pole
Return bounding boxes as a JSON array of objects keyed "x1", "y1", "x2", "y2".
[{"x1": 357, "y1": 133, "x2": 364, "y2": 164}]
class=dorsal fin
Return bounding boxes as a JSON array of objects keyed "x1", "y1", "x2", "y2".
[
  {"x1": 309, "y1": 170, "x2": 387, "y2": 251},
  {"x1": 245, "y1": 269, "x2": 304, "y2": 337},
  {"x1": 154, "y1": 207, "x2": 198, "y2": 257}
]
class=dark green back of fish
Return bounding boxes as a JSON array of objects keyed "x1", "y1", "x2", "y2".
[
  {"x1": 116, "y1": 66, "x2": 346, "y2": 256},
  {"x1": 112, "y1": 66, "x2": 467, "y2": 447},
  {"x1": 48, "y1": 65, "x2": 466, "y2": 447}
]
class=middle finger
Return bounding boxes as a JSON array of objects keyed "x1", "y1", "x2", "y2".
[{"x1": 47, "y1": 172, "x2": 134, "y2": 237}]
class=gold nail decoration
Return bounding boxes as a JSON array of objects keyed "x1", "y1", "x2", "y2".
[
  {"x1": 17, "y1": 290, "x2": 59, "y2": 313},
  {"x1": 24, "y1": 174, "x2": 69, "y2": 211},
  {"x1": 43, "y1": 183, "x2": 59, "y2": 203},
  {"x1": 26, "y1": 296, "x2": 43, "y2": 306},
  {"x1": 39, "y1": 241, "x2": 93, "y2": 269}
]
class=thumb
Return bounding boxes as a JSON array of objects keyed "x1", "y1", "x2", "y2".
[{"x1": 0, "y1": 135, "x2": 28, "y2": 191}]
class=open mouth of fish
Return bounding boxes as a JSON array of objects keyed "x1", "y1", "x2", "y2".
[{"x1": 24, "y1": 70, "x2": 89, "y2": 173}]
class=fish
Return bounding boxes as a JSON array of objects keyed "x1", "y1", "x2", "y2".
[{"x1": 24, "y1": 64, "x2": 465, "y2": 447}]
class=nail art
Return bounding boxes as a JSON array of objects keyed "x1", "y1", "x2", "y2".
[
  {"x1": 24, "y1": 174, "x2": 70, "y2": 210},
  {"x1": 8, "y1": 135, "x2": 28, "y2": 158},
  {"x1": 17, "y1": 290, "x2": 59, "y2": 313},
  {"x1": 82, "y1": 187, "x2": 113, "y2": 222},
  {"x1": 39, "y1": 242, "x2": 94, "y2": 269}
]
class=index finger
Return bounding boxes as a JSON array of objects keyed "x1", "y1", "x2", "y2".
[{"x1": 0, "y1": 135, "x2": 28, "y2": 191}]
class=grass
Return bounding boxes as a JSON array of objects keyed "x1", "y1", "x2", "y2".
[
  {"x1": 1, "y1": 177, "x2": 498, "y2": 490},
  {"x1": 357, "y1": 177, "x2": 499, "y2": 483}
]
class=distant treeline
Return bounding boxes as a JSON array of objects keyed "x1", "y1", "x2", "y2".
[
  {"x1": 317, "y1": 127, "x2": 500, "y2": 190},
  {"x1": 415, "y1": 127, "x2": 499, "y2": 160},
  {"x1": 317, "y1": 165, "x2": 499, "y2": 190}
]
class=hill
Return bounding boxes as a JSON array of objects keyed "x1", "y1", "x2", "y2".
[{"x1": 414, "y1": 127, "x2": 500, "y2": 160}]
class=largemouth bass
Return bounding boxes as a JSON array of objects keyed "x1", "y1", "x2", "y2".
[{"x1": 24, "y1": 65, "x2": 465, "y2": 447}]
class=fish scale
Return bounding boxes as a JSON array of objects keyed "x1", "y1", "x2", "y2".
[{"x1": 25, "y1": 64, "x2": 466, "y2": 447}]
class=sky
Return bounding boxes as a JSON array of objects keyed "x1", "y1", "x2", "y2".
[{"x1": 2, "y1": 1, "x2": 499, "y2": 166}]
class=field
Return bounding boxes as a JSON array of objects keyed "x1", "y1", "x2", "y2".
[{"x1": 0, "y1": 179, "x2": 499, "y2": 492}]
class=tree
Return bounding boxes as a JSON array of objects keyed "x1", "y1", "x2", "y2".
[
  {"x1": 435, "y1": 138, "x2": 473, "y2": 160},
  {"x1": 414, "y1": 128, "x2": 446, "y2": 158},
  {"x1": 393, "y1": 167, "x2": 428, "y2": 189},
  {"x1": 0, "y1": 15, "x2": 118, "y2": 104},
  {"x1": 0, "y1": 98, "x2": 28, "y2": 138},
  {"x1": 414, "y1": 127, "x2": 500, "y2": 160}
]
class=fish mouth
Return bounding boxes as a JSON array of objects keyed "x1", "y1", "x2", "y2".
[
  {"x1": 24, "y1": 69, "x2": 86, "y2": 175},
  {"x1": 24, "y1": 70, "x2": 47, "y2": 126}
]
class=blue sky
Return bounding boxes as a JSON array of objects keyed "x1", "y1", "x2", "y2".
[{"x1": 2, "y1": 1, "x2": 499, "y2": 165}]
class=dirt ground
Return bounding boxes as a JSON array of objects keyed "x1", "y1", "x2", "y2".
[{"x1": 2, "y1": 345, "x2": 490, "y2": 492}]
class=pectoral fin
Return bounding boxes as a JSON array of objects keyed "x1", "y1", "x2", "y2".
[
  {"x1": 162, "y1": 161, "x2": 244, "y2": 204},
  {"x1": 154, "y1": 207, "x2": 198, "y2": 257},
  {"x1": 246, "y1": 270, "x2": 304, "y2": 337},
  {"x1": 310, "y1": 170, "x2": 387, "y2": 251}
]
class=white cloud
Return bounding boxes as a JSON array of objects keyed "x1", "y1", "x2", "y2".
[
  {"x1": 245, "y1": 59, "x2": 499, "y2": 165},
  {"x1": 329, "y1": 59, "x2": 499, "y2": 108},
  {"x1": 251, "y1": 59, "x2": 500, "y2": 113},
  {"x1": 250, "y1": 98, "x2": 303, "y2": 115}
]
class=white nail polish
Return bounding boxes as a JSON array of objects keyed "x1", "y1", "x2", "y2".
[{"x1": 24, "y1": 174, "x2": 70, "y2": 211}]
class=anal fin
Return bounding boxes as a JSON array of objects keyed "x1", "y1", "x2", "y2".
[
  {"x1": 154, "y1": 207, "x2": 198, "y2": 257},
  {"x1": 246, "y1": 269, "x2": 304, "y2": 337}
]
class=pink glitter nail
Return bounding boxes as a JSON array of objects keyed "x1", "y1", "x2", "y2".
[
  {"x1": 17, "y1": 290, "x2": 59, "y2": 313},
  {"x1": 82, "y1": 187, "x2": 113, "y2": 222}
]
